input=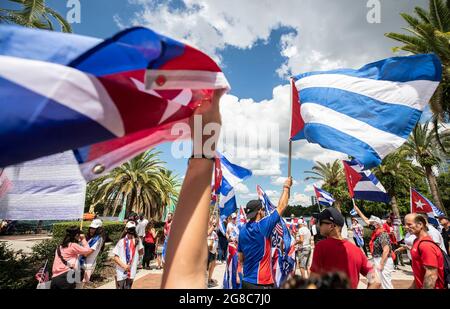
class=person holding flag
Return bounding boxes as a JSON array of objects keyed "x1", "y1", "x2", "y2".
[
  {"x1": 352, "y1": 205, "x2": 394, "y2": 289},
  {"x1": 310, "y1": 208, "x2": 380, "y2": 289},
  {"x1": 112, "y1": 221, "x2": 144, "y2": 289},
  {"x1": 237, "y1": 177, "x2": 293, "y2": 289}
]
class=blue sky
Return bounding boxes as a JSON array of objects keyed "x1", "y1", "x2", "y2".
[{"x1": 35, "y1": 0, "x2": 430, "y2": 206}]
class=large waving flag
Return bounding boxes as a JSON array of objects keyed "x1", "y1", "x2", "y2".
[
  {"x1": 410, "y1": 188, "x2": 444, "y2": 226},
  {"x1": 343, "y1": 159, "x2": 390, "y2": 203},
  {"x1": 314, "y1": 186, "x2": 335, "y2": 207},
  {"x1": 257, "y1": 185, "x2": 295, "y2": 287},
  {"x1": 0, "y1": 151, "x2": 86, "y2": 220},
  {"x1": 0, "y1": 26, "x2": 229, "y2": 180},
  {"x1": 290, "y1": 54, "x2": 442, "y2": 168}
]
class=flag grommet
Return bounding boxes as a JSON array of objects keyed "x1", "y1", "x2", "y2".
[
  {"x1": 92, "y1": 164, "x2": 105, "y2": 174},
  {"x1": 155, "y1": 75, "x2": 166, "y2": 86}
]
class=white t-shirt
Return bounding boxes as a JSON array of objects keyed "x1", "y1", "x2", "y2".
[
  {"x1": 113, "y1": 237, "x2": 144, "y2": 280},
  {"x1": 427, "y1": 224, "x2": 447, "y2": 252},
  {"x1": 297, "y1": 226, "x2": 311, "y2": 249},
  {"x1": 136, "y1": 219, "x2": 149, "y2": 237},
  {"x1": 341, "y1": 222, "x2": 349, "y2": 239},
  {"x1": 404, "y1": 232, "x2": 416, "y2": 260},
  {"x1": 208, "y1": 231, "x2": 219, "y2": 254},
  {"x1": 226, "y1": 222, "x2": 239, "y2": 241},
  {"x1": 311, "y1": 224, "x2": 317, "y2": 236},
  {"x1": 84, "y1": 236, "x2": 104, "y2": 269}
]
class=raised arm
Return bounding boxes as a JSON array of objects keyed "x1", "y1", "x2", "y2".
[
  {"x1": 353, "y1": 204, "x2": 370, "y2": 226},
  {"x1": 276, "y1": 177, "x2": 293, "y2": 216},
  {"x1": 161, "y1": 89, "x2": 224, "y2": 289}
]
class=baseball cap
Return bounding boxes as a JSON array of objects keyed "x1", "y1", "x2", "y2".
[
  {"x1": 231, "y1": 213, "x2": 237, "y2": 219},
  {"x1": 126, "y1": 221, "x2": 136, "y2": 229},
  {"x1": 89, "y1": 219, "x2": 103, "y2": 229},
  {"x1": 437, "y1": 215, "x2": 449, "y2": 221},
  {"x1": 245, "y1": 200, "x2": 263, "y2": 220},
  {"x1": 317, "y1": 208, "x2": 345, "y2": 227},
  {"x1": 368, "y1": 215, "x2": 383, "y2": 226}
]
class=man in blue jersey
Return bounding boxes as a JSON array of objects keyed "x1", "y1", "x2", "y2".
[{"x1": 238, "y1": 177, "x2": 292, "y2": 289}]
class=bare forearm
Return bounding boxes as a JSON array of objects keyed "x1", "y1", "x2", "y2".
[
  {"x1": 276, "y1": 188, "x2": 290, "y2": 216},
  {"x1": 161, "y1": 159, "x2": 213, "y2": 288},
  {"x1": 423, "y1": 268, "x2": 438, "y2": 289},
  {"x1": 380, "y1": 246, "x2": 390, "y2": 266},
  {"x1": 354, "y1": 206, "x2": 370, "y2": 225},
  {"x1": 113, "y1": 256, "x2": 127, "y2": 269}
]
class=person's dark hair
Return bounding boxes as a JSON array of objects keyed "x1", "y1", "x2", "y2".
[
  {"x1": 61, "y1": 227, "x2": 82, "y2": 248},
  {"x1": 415, "y1": 214, "x2": 429, "y2": 232},
  {"x1": 120, "y1": 227, "x2": 139, "y2": 243},
  {"x1": 282, "y1": 272, "x2": 350, "y2": 289}
]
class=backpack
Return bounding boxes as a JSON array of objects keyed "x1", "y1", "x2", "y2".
[{"x1": 418, "y1": 240, "x2": 450, "y2": 288}]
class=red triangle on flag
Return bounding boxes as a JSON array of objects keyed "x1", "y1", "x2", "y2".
[
  {"x1": 343, "y1": 161, "x2": 362, "y2": 198},
  {"x1": 411, "y1": 189, "x2": 434, "y2": 213},
  {"x1": 290, "y1": 78, "x2": 304, "y2": 140}
]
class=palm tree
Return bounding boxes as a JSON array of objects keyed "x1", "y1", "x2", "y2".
[
  {"x1": 0, "y1": 0, "x2": 72, "y2": 32},
  {"x1": 385, "y1": 0, "x2": 450, "y2": 124},
  {"x1": 402, "y1": 122, "x2": 450, "y2": 214},
  {"x1": 373, "y1": 151, "x2": 424, "y2": 218},
  {"x1": 89, "y1": 149, "x2": 180, "y2": 220},
  {"x1": 305, "y1": 160, "x2": 349, "y2": 211}
]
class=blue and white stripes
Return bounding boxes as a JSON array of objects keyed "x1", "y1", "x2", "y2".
[
  {"x1": 0, "y1": 151, "x2": 86, "y2": 220},
  {"x1": 218, "y1": 153, "x2": 252, "y2": 217},
  {"x1": 292, "y1": 54, "x2": 442, "y2": 168},
  {"x1": 344, "y1": 159, "x2": 390, "y2": 203}
]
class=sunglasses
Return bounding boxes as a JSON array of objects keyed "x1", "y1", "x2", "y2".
[{"x1": 319, "y1": 220, "x2": 334, "y2": 226}]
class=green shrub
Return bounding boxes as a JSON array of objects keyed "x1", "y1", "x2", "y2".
[
  {"x1": 52, "y1": 221, "x2": 126, "y2": 243},
  {"x1": 0, "y1": 242, "x2": 37, "y2": 289}
]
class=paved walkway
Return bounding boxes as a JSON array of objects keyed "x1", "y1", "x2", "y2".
[
  {"x1": 0, "y1": 234, "x2": 51, "y2": 254},
  {"x1": 97, "y1": 260, "x2": 414, "y2": 289}
]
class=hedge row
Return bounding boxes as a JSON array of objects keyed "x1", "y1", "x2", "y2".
[
  {"x1": 52, "y1": 220, "x2": 166, "y2": 244},
  {"x1": 52, "y1": 221, "x2": 126, "y2": 244}
]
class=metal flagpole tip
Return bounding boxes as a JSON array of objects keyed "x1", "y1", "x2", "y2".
[{"x1": 92, "y1": 164, "x2": 105, "y2": 174}]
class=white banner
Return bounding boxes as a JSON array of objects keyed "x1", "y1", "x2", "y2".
[{"x1": 0, "y1": 151, "x2": 86, "y2": 220}]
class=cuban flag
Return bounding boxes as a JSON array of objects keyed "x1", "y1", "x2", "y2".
[
  {"x1": 0, "y1": 25, "x2": 229, "y2": 180},
  {"x1": 290, "y1": 54, "x2": 442, "y2": 168},
  {"x1": 410, "y1": 188, "x2": 444, "y2": 226},
  {"x1": 223, "y1": 242, "x2": 240, "y2": 289},
  {"x1": 343, "y1": 159, "x2": 390, "y2": 203},
  {"x1": 257, "y1": 185, "x2": 295, "y2": 287},
  {"x1": 237, "y1": 205, "x2": 247, "y2": 230},
  {"x1": 314, "y1": 186, "x2": 335, "y2": 207},
  {"x1": 216, "y1": 154, "x2": 252, "y2": 234}
]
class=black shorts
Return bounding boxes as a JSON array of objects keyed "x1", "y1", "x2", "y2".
[
  {"x1": 50, "y1": 272, "x2": 76, "y2": 289},
  {"x1": 207, "y1": 252, "x2": 217, "y2": 267}
]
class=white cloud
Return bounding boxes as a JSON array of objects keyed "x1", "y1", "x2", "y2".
[
  {"x1": 121, "y1": 0, "x2": 421, "y2": 75},
  {"x1": 234, "y1": 182, "x2": 249, "y2": 194},
  {"x1": 290, "y1": 192, "x2": 310, "y2": 206},
  {"x1": 270, "y1": 176, "x2": 298, "y2": 186},
  {"x1": 304, "y1": 180, "x2": 324, "y2": 193}
]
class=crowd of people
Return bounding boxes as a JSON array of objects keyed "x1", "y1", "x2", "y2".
[{"x1": 43, "y1": 89, "x2": 449, "y2": 290}]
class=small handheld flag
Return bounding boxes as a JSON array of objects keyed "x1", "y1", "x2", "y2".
[{"x1": 313, "y1": 186, "x2": 335, "y2": 207}]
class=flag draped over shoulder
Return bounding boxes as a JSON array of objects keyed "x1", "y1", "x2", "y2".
[
  {"x1": 343, "y1": 159, "x2": 390, "y2": 203},
  {"x1": 0, "y1": 151, "x2": 86, "y2": 220},
  {"x1": 0, "y1": 25, "x2": 229, "y2": 180},
  {"x1": 257, "y1": 185, "x2": 295, "y2": 287},
  {"x1": 290, "y1": 54, "x2": 442, "y2": 168},
  {"x1": 223, "y1": 242, "x2": 240, "y2": 289}
]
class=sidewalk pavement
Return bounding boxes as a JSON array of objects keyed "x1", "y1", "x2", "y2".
[{"x1": 0, "y1": 234, "x2": 51, "y2": 254}]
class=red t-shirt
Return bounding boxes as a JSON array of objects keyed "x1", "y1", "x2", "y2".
[
  {"x1": 144, "y1": 231, "x2": 155, "y2": 244},
  {"x1": 310, "y1": 238, "x2": 374, "y2": 289},
  {"x1": 410, "y1": 236, "x2": 445, "y2": 289}
]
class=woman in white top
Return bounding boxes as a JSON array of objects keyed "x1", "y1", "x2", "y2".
[
  {"x1": 78, "y1": 219, "x2": 105, "y2": 287},
  {"x1": 113, "y1": 221, "x2": 144, "y2": 289}
]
